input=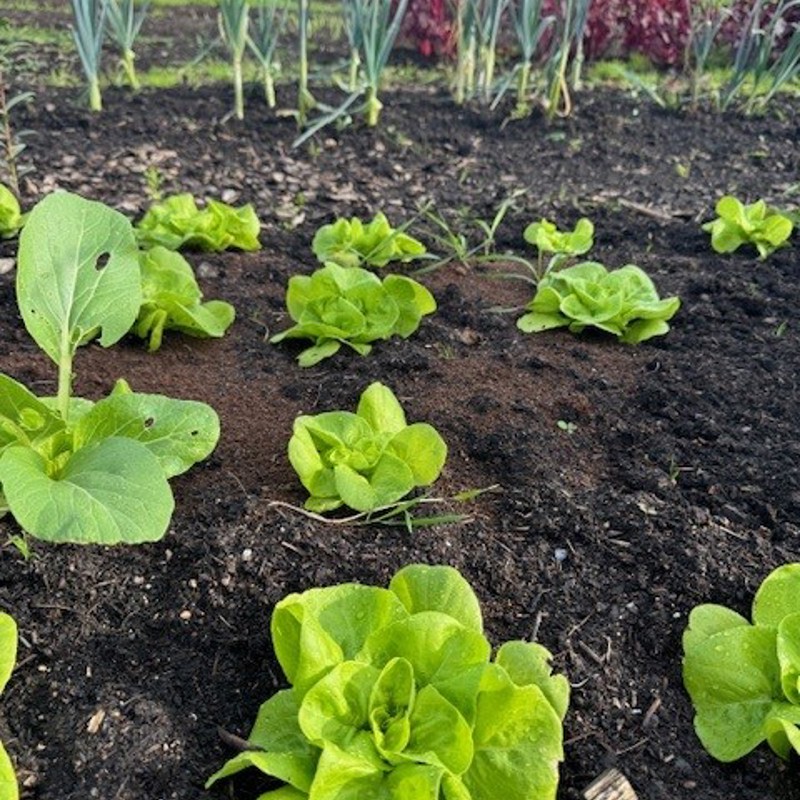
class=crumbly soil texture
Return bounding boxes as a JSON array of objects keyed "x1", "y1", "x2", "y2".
[{"x1": 1, "y1": 53, "x2": 800, "y2": 800}]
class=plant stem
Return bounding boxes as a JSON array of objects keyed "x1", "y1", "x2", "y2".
[
  {"x1": 515, "y1": 61, "x2": 531, "y2": 117},
  {"x1": 89, "y1": 75, "x2": 102, "y2": 112},
  {"x1": 122, "y1": 48, "x2": 139, "y2": 90},
  {"x1": 57, "y1": 337, "x2": 73, "y2": 423},
  {"x1": 348, "y1": 47, "x2": 360, "y2": 92},
  {"x1": 233, "y1": 55, "x2": 244, "y2": 119},
  {"x1": 365, "y1": 84, "x2": 382, "y2": 126},
  {"x1": 263, "y1": 68, "x2": 276, "y2": 108},
  {"x1": 297, "y1": 0, "x2": 314, "y2": 126}
]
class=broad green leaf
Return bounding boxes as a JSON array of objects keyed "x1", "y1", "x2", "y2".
[
  {"x1": 257, "y1": 788, "x2": 309, "y2": 800},
  {"x1": 389, "y1": 564, "x2": 483, "y2": 634},
  {"x1": 516, "y1": 312, "x2": 568, "y2": 333},
  {"x1": 356, "y1": 382, "x2": 407, "y2": 435},
  {"x1": 72, "y1": 391, "x2": 220, "y2": 478},
  {"x1": 682, "y1": 604, "x2": 749, "y2": 654},
  {"x1": 0, "y1": 741, "x2": 18, "y2": 800},
  {"x1": 495, "y1": 641, "x2": 570, "y2": 720},
  {"x1": 17, "y1": 192, "x2": 141, "y2": 364},
  {"x1": 777, "y1": 613, "x2": 800, "y2": 705},
  {"x1": 383, "y1": 276, "x2": 436, "y2": 338},
  {"x1": 764, "y1": 706, "x2": 800, "y2": 760},
  {"x1": 271, "y1": 584, "x2": 407, "y2": 695},
  {"x1": 299, "y1": 661, "x2": 379, "y2": 757},
  {"x1": 0, "y1": 374, "x2": 65, "y2": 455},
  {"x1": 403, "y1": 684, "x2": 473, "y2": 774},
  {"x1": 0, "y1": 613, "x2": 17, "y2": 694},
  {"x1": 333, "y1": 454, "x2": 416, "y2": 512},
  {"x1": 753, "y1": 564, "x2": 800, "y2": 628},
  {"x1": 461, "y1": 664, "x2": 563, "y2": 800},
  {"x1": 206, "y1": 690, "x2": 320, "y2": 791},
  {"x1": 385, "y1": 424, "x2": 447, "y2": 486},
  {"x1": 369, "y1": 658, "x2": 415, "y2": 757},
  {"x1": 0, "y1": 438, "x2": 174, "y2": 544},
  {"x1": 683, "y1": 625, "x2": 780, "y2": 761}
]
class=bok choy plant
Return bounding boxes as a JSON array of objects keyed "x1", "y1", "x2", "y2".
[
  {"x1": 517, "y1": 261, "x2": 680, "y2": 343},
  {"x1": 287, "y1": 382, "x2": 447, "y2": 512},
  {"x1": 0, "y1": 613, "x2": 17, "y2": 797},
  {"x1": 207, "y1": 563, "x2": 569, "y2": 799},
  {"x1": 218, "y1": 0, "x2": 250, "y2": 120},
  {"x1": 0, "y1": 192, "x2": 220, "y2": 545},
  {"x1": 683, "y1": 563, "x2": 800, "y2": 762},
  {"x1": 247, "y1": 0, "x2": 285, "y2": 108},
  {"x1": 270, "y1": 262, "x2": 436, "y2": 366},
  {"x1": 69, "y1": 0, "x2": 107, "y2": 112},
  {"x1": 105, "y1": 0, "x2": 150, "y2": 90}
]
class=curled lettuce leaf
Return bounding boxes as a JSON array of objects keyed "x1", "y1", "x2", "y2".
[
  {"x1": 702, "y1": 196, "x2": 793, "y2": 260},
  {"x1": 287, "y1": 382, "x2": 446, "y2": 513},
  {"x1": 683, "y1": 563, "x2": 800, "y2": 762},
  {"x1": 271, "y1": 263, "x2": 436, "y2": 367},
  {"x1": 135, "y1": 193, "x2": 261, "y2": 252},
  {"x1": 133, "y1": 246, "x2": 235, "y2": 351},
  {"x1": 517, "y1": 261, "x2": 680, "y2": 344},
  {"x1": 208, "y1": 564, "x2": 569, "y2": 800},
  {"x1": 312, "y1": 212, "x2": 426, "y2": 268},
  {"x1": 0, "y1": 612, "x2": 18, "y2": 800}
]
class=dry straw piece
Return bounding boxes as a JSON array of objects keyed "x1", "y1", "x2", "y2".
[{"x1": 583, "y1": 768, "x2": 639, "y2": 800}]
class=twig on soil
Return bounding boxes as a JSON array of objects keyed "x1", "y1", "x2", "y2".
[{"x1": 216, "y1": 726, "x2": 265, "y2": 753}]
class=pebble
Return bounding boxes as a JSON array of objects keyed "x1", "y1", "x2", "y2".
[{"x1": 0, "y1": 258, "x2": 15, "y2": 274}]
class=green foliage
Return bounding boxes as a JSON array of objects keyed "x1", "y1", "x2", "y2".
[
  {"x1": 683, "y1": 563, "x2": 800, "y2": 762},
  {"x1": 105, "y1": 0, "x2": 150, "y2": 90},
  {"x1": 523, "y1": 217, "x2": 594, "y2": 258},
  {"x1": 312, "y1": 212, "x2": 426, "y2": 268},
  {"x1": 0, "y1": 185, "x2": 23, "y2": 238},
  {"x1": 702, "y1": 196, "x2": 793, "y2": 259},
  {"x1": 207, "y1": 564, "x2": 569, "y2": 799},
  {"x1": 517, "y1": 261, "x2": 680, "y2": 344},
  {"x1": 0, "y1": 192, "x2": 220, "y2": 545},
  {"x1": 135, "y1": 193, "x2": 262, "y2": 252},
  {"x1": 287, "y1": 382, "x2": 447, "y2": 513},
  {"x1": 69, "y1": 0, "x2": 106, "y2": 111},
  {"x1": 133, "y1": 246, "x2": 235, "y2": 351},
  {"x1": 271, "y1": 262, "x2": 436, "y2": 367},
  {"x1": 0, "y1": 612, "x2": 18, "y2": 800}
]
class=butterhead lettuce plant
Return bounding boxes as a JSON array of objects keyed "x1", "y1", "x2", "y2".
[
  {"x1": 0, "y1": 185, "x2": 23, "y2": 238},
  {"x1": 288, "y1": 382, "x2": 447, "y2": 513},
  {"x1": 312, "y1": 212, "x2": 426, "y2": 268},
  {"x1": 524, "y1": 217, "x2": 594, "y2": 260},
  {"x1": 517, "y1": 261, "x2": 680, "y2": 344},
  {"x1": 271, "y1": 262, "x2": 436, "y2": 367},
  {"x1": 0, "y1": 612, "x2": 18, "y2": 799},
  {"x1": 702, "y1": 196, "x2": 794, "y2": 259},
  {"x1": 207, "y1": 563, "x2": 569, "y2": 800},
  {"x1": 135, "y1": 193, "x2": 261, "y2": 252},
  {"x1": 683, "y1": 563, "x2": 800, "y2": 762},
  {"x1": 133, "y1": 246, "x2": 235, "y2": 351},
  {"x1": 0, "y1": 192, "x2": 220, "y2": 545}
]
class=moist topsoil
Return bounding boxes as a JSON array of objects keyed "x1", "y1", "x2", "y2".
[{"x1": 0, "y1": 76, "x2": 799, "y2": 800}]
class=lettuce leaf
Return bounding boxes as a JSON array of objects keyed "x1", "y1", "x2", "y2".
[
  {"x1": 0, "y1": 184, "x2": 23, "y2": 239},
  {"x1": 702, "y1": 196, "x2": 793, "y2": 259}
]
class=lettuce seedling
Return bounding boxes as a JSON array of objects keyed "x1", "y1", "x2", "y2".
[
  {"x1": 683, "y1": 563, "x2": 800, "y2": 762},
  {"x1": 0, "y1": 185, "x2": 23, "y2": 239},
  {"x1": 0, "y1": 192, "x2": 220, "y2": 545},
  {"x1": 135, "y1": 193, "x2": 261, "y2": 252},
  {"x1": 133, "y1": 246, "x2": 236, "y2": 351},
  {"x1": 287, "y1": 382, "x2": 447, "y2": 513},
  {"x1": 208, "y1": 563, "x2": 569, "y2": 800},
  {"x1": 0, "y1": 612, "x2": 18, "y2": 800},
  {"x1": 312, "y1": 212, "x2": 426, "y2": 268},
  {"x1": 524, "y1": 217, "x2": 594, "y2": 259},
  {"x1": 702, "y1": 196, "x2": 794, "y2": 259},
  {"x1": 271, "y1": 262, "x2": 436, "y2": 367},
  {"x1": 517, "y1": 261, "x2": 680, "y2": 344}
]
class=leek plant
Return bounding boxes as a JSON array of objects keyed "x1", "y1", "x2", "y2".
[
  {"x1": 453, "y1": 0, "x2": 478, "y2": 104},
  {"x1": 248, "y1": 0, "x2": 285, "y2": 107},
  {"x1": 342, "y1": 0, "x2": 364, "y2": 91},
  {"x1": 218, "y1": 0, "x2": 249, "y2": 120},
  {"x1": 719, "y1": 0, "x2": 800, "y2": 113},
  {"x1": 685, "y1": 0, "x2": 729, "y2": 108},
  {"x1": 105, "y1": 0, "x2": 150, "y2": 90},
  {"x1": 357, "y1": 0, "x2": 409, "y2": 125},
  {"x1": 473, "y1": 0, "x2": 511, "y2": 103},
  {"x1": 510, "y1": 0, "x2": 553, "y2": 117},
  {"x1": 69, "y1": 0, "x2": 107, "y2": 111},
  {"x1": 297, "y1": 0, "x2": 316, "y2": 126},
  {"x1": 545, "y1": 0, "x2": 590, "y2": 119}
]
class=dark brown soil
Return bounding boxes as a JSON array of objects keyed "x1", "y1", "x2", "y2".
[{"x1": 1, "y1": 68, "x2": 799, "y2": 800}]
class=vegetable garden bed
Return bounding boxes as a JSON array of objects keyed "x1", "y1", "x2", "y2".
[{"x1": 1, "y1": 13, "x2": 800, "y2": 800}]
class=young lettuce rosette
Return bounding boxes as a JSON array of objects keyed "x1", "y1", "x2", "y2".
[
  {"x1": 207, "y1": 564, "x2": 570, "y2": 800},
  {"x1": 287, "y1": 382, "x2": 446, "y2": 513}
]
